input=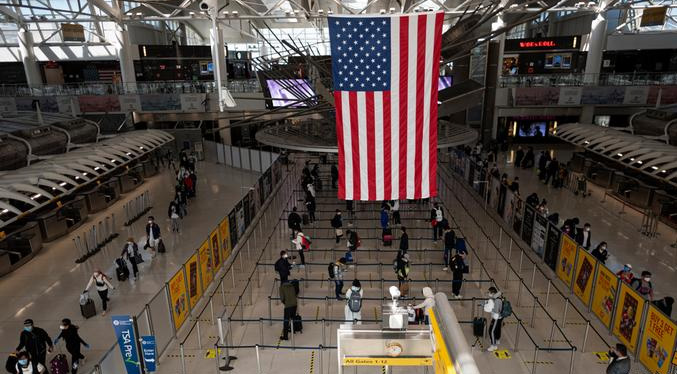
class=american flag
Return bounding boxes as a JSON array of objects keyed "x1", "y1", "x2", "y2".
[{"x1": 329, "y1": 12, "x2": 444, "y2": 201}]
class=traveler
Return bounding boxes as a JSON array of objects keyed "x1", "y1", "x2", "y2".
[
  {"x1": 188, "y1": 170, "x2": 197, "y2": 197},
  {"x1": 344, "y1": 280, "x2": 363, "y2": 324},
  {"x1": 53, "y1": 319, "x2": 89, "y2": 374},
  {"x1": 545, "y1": 158, "x2": 559, "y2": 185},
  {"x1": 121, "y1": 238, "x2": 141, "y2": 280},
  {"x1": 13, "y1": 351, "x2": 45, "y2": 374},
  {"x1": 144, "y1": 216, "x2": 161, "y2": 257},
  {"x1": 412, "y1": 287, "x2": 435, "y2": 324},
  {"x1": 514, "y1": 146, "x2": 524, "y2": 168},
  {"x1": 442, "y1": 226, "x2": 456, "y2": 271},
  {"x1": 399, "y1": 227, "x2": 409, "y2": 255},
  {"x1": 483, "y1": 287, "x2": 503, "y2": 352},
  {"x1": 292, "y1": 230, "x2": 310, "y2": 267},
  {"x1": 526, "y1": 193, "x2": 539, "y2": 207},
  {"x1": 287, "y1": 207, "x2": 302, "y2": 237},
  {"x1": 168, "y1": 199, "x2": 181, "y2": 233},
  {"x1": 431, "y1": 203, "x2": 444, "y2": 241},
  {"x1": 391, "y1": 200, "x2": 401, "y2": 225},
  {"x1": 346, "y1": 200, "x2": 354, "y2": 215},
  {"x1": 449, "y1": 251, "x2": 466, "y2": 298},
  {"x1": 395, "y1": 253, "x2": 410, "y2": 288},
  {"x1": 632, "y1": 271, "x2": 654, "y2": 301},
  {"x1": 84, "y1": 270, "x2": 115, "y2": 316},
  {"x1": 653, "y1": 297, "x2": 674, "y2": 318},
  {"x1": 616, "y1": 264, "x2": 634, "y2": 285},
  {"x1": 331, "y1": 210, "x2": 343, "y2": 244},
  {"x1": 331, "y1": 164, "x2": 339, "y2": 189},
  {"x1": 591, "y1": 242, "x2": 609, "y2": 264},
  {"x1": 330, "y1": 258, "x2": 347, "y2": 300},
  {"x1": 509, "y1": 177, "x2": 520, "y2": 193},
  {"x1": 306, "y1": 182, "x2": 316, "y2": 199},
  {"x1": 522, "y1": 147, "x2": 534, "y2": 168},
  {"x1": 537, "y1": 199, "x2": 549, "y2": 216},
  {"x1": 575, "y1": 223, "x2": 592, "y2": 250},
  {"x1": 490, "y1": 163, "x2": 500, "y2": 179},
  {"x1": 15, "y1": 319, "x2": 52, "y2": 373},
  {"x1": 274, "y1": 250, "x2": 293, "y2": 283},
  {"x1": 346, "y1": 229, "x2": 359, "y2": 252},
  {"x1": 305, "y1": 194, "x2": 316, "y2": 223},
  {"x1": 606, "y1": 343, "x2": 630, "y2": 374},
  {"x1": 279, "y1": 280, "x2": 298, "y2": 341},
  {"x1": 380, "y1": 207, "x2": 389, "y2": 230}
]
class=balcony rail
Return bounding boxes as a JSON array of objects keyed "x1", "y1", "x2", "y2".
[
  {"x1": 500, "y1": 72, "x2": 677, "y2": 87},
  {"x1": 0, "y1": 79, "x2": 262, "y2": 97}
]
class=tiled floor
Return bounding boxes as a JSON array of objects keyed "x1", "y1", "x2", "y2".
[{"x1": 0, "y1": 161, "x2": 260, "y2": 373}]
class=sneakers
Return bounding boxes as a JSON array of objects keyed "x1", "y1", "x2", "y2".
[
  {"x1": 487, "y1": 345, "x2": 498, "y2": 352},
  {"x1": 455, "y1": 294, "x2": 462, "y2": 299},
  {"x1": 496, "y1": 340, "x2": 500, "y2": 345},
  {"x1": 442, "y1": 267, "x2": 448, "y2": 271}
]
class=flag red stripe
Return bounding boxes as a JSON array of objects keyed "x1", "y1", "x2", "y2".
[
  {"x1": 414, "y1": 14, "x2": 427, "y2": 199},
  {"x1": 334, "y1": 91, "x2": 346, "y2": 200},
  {"x1": 429, "y1": 13, "x2": 444, "y2": 196},
  {"x1": 383, "y1": 90, "x2": 392, "y2": 199},
  {"x1": 349, "y1": 91, "x2": 361, "y2": 200},
  {"x1": 366, "y1": 92, "x2": 376, "y2": 201},
  {"x1": 398, "y1": 16, "x2": 409, "y2": 199}
]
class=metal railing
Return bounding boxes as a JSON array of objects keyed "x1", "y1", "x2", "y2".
[{"x1": 500, "y1": 72, "x2": 677, "y2": 87}]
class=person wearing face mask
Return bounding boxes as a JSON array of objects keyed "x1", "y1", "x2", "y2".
[
  {"x1": 13, "y1": 351, "x2": 44, "y2": 374},
  {"x1": 144, "y1": 216, "x2": 161, "y2": 256},
  {"x1": 412, "y1": 287, "x2": 435, "y2": 324},
  {"x1": 15, "y1": 320, "x2": 52, "y2": 373},
  {"x1": 449, "y1": 251, "x2": 467, "y2": 298},
  {"x1": 606, "y1": 343, "x2": 630, "y2": 374},
  {"x1": 53, "y1": 319, "x2": 88, "y2": 374},
  {"x1": 121, "y1": 237, "x2": 141, "y2": 280},
  {"x1": 632, "y1": 271, "x2": 654, "y2": 301},
  {"x1": 344, "y1": 280, "x2": 364, "y2": 324},
  {"x1": 331, "y1": 210, "x2": 343, "y2": 244},
  {"x1": 394, "y1": 253, "x2": 410, "y2": 289},
  {"x1": 84, "y1": 270, "x2": 115, "y2": 316},
  {"x1": 591, "y1": 242, "x2": 609, "y2": 264},
  {"x1": 616, "y1": 264, "x2": 634, "y2": 285},
  {"x1": 274, "y1": 250, "x2": 294, "y2": 283},
  {"x1": 575, "y1": 223, "x2": 592, "y2": 250},
  {"x1": 483, "y1": 287, "x2": 503, "y2": 352}
]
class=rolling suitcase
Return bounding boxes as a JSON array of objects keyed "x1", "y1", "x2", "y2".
[
  {"x1": 157, "y1": 239, "x2": 166, "y2": 253},
  {"x1": 115, "y1": 258, "x2": 129, "y2": 281},
  {"x1": 293, "y1": 315, "x2": 303, "y2": 333},
  {"x1": 81, "y1": 298, "x2": 96, "y2": 319},
  {"x1": 50, "y1": 354, "x2": 69, "y2": 374},
  {"x1": 472, "y1": 317, "x2": 486, "y2": 337}
]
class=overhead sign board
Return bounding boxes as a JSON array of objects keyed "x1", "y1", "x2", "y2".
[{"x1": 61, "y1": 24, "x2": 85, "y2": 42}]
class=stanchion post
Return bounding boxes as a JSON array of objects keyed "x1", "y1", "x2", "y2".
[
  {"x1": 545, "y1": 280, "x2": 552, "y2": 307},
  {"x1": 532, "y1": 347, "x2": 539, "y2": 374},
  {"x1": 582, "y1": 320, "x2": 590, "y2": 353},
  {"x1": 268, "y1": 297, "x2": 272, "y2": 326},
  {"x1": 547, "y1": 320, "x2": 556, "y2": 349}
]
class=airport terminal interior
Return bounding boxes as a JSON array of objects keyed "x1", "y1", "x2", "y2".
[{"x1": 0, "y1": 0, "x2": 677, "y2": 373}]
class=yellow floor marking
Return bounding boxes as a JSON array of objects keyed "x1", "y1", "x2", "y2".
[{"x1": 493, "y1": 350, "x2": 511, "y2": 359}]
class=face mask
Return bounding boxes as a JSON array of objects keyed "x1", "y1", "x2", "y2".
[
  {"x1": 337, "y1": 213, "x2": 341, "y2": 216},
  {"x1": 148, "y1": 220, "x2": 153, "y2": 224},
  {"x1": 601, "y1": 246, "x2": 607, "y2": 250},
  {"x1": 60, "y1": 325, "x2": 66, "y2": 330},
  {"x1": 24, "y1": 326, "x2": 32, "y2": 332},
  {"x1": 623, "y1": 267, "x2": 630, "y2": 272},
  {"x1": 585, "y1": 228, "x2": 590, "y2": 232},
  {"x1": 644, "y1": 277, "x2": 651, "y2": 282},
  {"x1": 18, "y1": 360, "x2": 27, "y2": 366},
  {"x1": 282, "y1": 254, "x2": 288, "y2": 259}
]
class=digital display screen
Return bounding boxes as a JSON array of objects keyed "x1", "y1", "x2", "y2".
[
  {"x1": 265, "y1": 79, "x2": 314, "y2": 107},
  {"x1": 518, "y1": 122, "x2": 546, "y2": 137},
  {"x1": 438, "y1": 76, "x2": 453, "y2": 90}
]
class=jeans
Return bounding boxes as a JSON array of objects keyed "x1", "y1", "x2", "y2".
[
  {"x1": 282, "y1": 306, "x2": 297, "y2": 339},
  {"x1": 334, "y1": 280, "x2": 344, "y2": 299},
  {"x1": 98, "y1": 289, "x2": 109, "y2": 311},
  {"x1": 433, "y1": 225, "x2": 442, "y2": 241},
  {"x1": 443, "y1": 247, "x2": 451, "y2": 267}
]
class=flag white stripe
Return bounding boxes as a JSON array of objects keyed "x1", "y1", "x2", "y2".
[
  {"x1": 406, "y1": 15, "x2": 418, "y2": 198},
  {"x1": 341, "y1": 92, "x2": 353, "y2": 200},
  {"x1": 421, "y1": 13, "x2": 436, "y2": 197},
  {"x1": 374, "y1": 92, "x2": 385, "y2": 200},
  {"x1": 357, "y1": 91, "x2": 369, "y2": 201},
  {"x1": 390, "y1": 17, "x2": 400, "y2": 200}
]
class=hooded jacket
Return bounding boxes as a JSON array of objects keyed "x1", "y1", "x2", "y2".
[
  {"x1": 484, "y1": 291, "x2": 504, "y2": 320},
  {"x1": 413, "y1": 287, "x2": 435, "y2": 316}
]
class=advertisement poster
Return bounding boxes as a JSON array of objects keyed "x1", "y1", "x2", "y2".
[
  {"x1": 56, "y1": 96, "x2": 78, "y2": 114},
  {"x1": 623, "y1": 86, "x2": 650, "y2": 105},
  {"x1": 638, "y1": 306, "x2": 677, "y2": 374},
  {"x1": 531, "y1": 213, "x2": 547, "y2": 257},
  {"x1": 140, "y1": 94, "x2": 181, "y2": 111},
  {"x1": 503, "y1": 188, "x2": 514, "y2": 224},
  {"x1": 210, "y1": 229, "x2": 222, "y2": 271},
  {"x1": 140, "y1": 336, "x2": 157, "y2": 372},
  {"x1": 168, "y1": 270, "x2": 188, "y2": 330},
  {"x1": 591, "y1": 265, "x2": 618, "y2": 329},
  {"x1": 199, "y1": 240, "x2": 213, "y2": 291},
  {"x1": 119, "y1": 95, "x2": 142, "y2": 112},
  {"x1": 514, "y1": 87, "x2": 559, "y2": 106},
  {"x1": 219, "y1": 218, "x2": 231, "y2": 261},
  {"x1": 558, "y1": 87, "x2": 582, "y2": 105},
  {"x1": 111, "y1": 315, "x2": 142, "y2": 374},
  {"x1": 573, "y1": 248, "x2": 596, "y2": 306},
  {"x1": 180, "y1": 93, "x2": 206, "y2": 112},
  {"x1": 521, "y1": 204, "x2": 535, "y2": 246},
  {"x1": 237, "y1": 200, "x2": 246, "y2": 237},
  {"x1": 185, "y1": 253, "x2": 201, "y2": 310},
  {"x1": 248, "y1": 189, "x2": 257, "y2": 226},
  {"x1": 613, "y1": 282, "x2": 646, "y2": 353},
  {"x1": 78, "y1": 95, "x2": 121, "y2": 112},
  {"x1": 544, "y1": 223, "x2": 561, "y2": 270},
  {"x1": 228, "y1": 209, "x2": 238, "y2": 250},
  {"x1": 556, "y1": 235, "x2": 577, "y2": 287}
]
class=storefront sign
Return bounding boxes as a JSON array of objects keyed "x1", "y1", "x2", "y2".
[
  {"x1": 111, "y1": 315, "x2": 142, "y2": 374},
  {"x1": 591, "y1": 265, "x2": 618, "y2": 329},
  {"x1": 504, "y1": 36, "x2": 580, "y2": 52},
  {"x1": 556, "y1": 235, "x2": 577, "y2": 287},
  {"x1": 640, "y1": 6, "x2": 667, "y2": 27},
  {"x1": 168, "y1": 270, "x2": 188, "y2": 330},
  {"x1": 573, "y1": 248, "x2": 596, "y2": 306},
  {"x1": 612, "y1": 282, "x2": 646, "y2": 353},
  {"x1": 638, "y1": 305, "x2": 677, "y2": 374},
  {"x1": 61, "y1": 24, "x2": 85, "y2": 42},
  {"x1": 140, "y1": 336, "x2": 157, "y2": 372}
]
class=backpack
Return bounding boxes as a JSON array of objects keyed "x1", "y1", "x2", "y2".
[
  {"x1": 328, "y1": 263, "x2": 336, "y2": 279},
  {"x1": 348, "y1": 290, "x2": 362, "y2": 313},
  {"x1": 500, "y1": 298, "x2": 513, "y2": 319},
  {"x1": 300, "y1": 234, "x2": 312, "y2": 250},
  {"x1": 392, "y1": 258, "x2": 399, "y2": 272}
]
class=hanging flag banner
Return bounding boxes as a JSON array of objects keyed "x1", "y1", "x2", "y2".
[
  {"x1": 140, "y1": 336, "x2": 157, "y2": 372},
  {"x1": 612, "y1": 282, "x2": 646, "y2": 353},
  {"x1": 591, "y1": 265, "x2": 618, "y2": 329},
  {"x1": 638, "y1": 306, "x2": 677, "y2": 374},
  {"x1": 556, "y1": 235, "x2": 577, "y2": 287},
  {"x1": 111, "y1": 315, "x2": 142, "y2": 374}
]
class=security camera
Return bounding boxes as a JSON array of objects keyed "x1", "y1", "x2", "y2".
[{"x1": 199, "y1": 1, "x2": 210, "y2": 10}]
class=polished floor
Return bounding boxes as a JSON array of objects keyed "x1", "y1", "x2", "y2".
[{"x1": 0, "y1": 161, "x2": 260, "y2": 372}]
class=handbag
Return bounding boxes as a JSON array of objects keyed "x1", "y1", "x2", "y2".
[
  {"x1": 335, "y1": 228, "x2": 343, "y2": 237},
  {"x1": 134, "y1": 251, "x2": 144, "y2": 264},
  {"x1": 462, "y1": 265, "x2": 469, "y2": 274},
  {"x1": 431, "y1": 219, "x2": 438, "y2": 227}
]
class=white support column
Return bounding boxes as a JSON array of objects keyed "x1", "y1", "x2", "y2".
[
  {"x1": 210, "y1": 9, "x2": 228, "y2": 112},
  {"x1": 490, "y1": 7, "x2": 508, "y2": 140},
  {"x1": 18, "y1": 27, "x2": 42, "y2": 88},
  {"x1": 583, "y1": 7, "x2": 608, "y2": 84},
  {"x1": 114, "y1": 0, "x2": 136, "y2": 91}
]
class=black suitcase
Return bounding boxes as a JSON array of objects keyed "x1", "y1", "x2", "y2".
[
  {"x1": 293, "y1": 315, "x2": 303, "y2": 333},
  {"x1": 115, "y1": 258, "x2": 129, "y2": 281},
  {"x1": 81, "y1": 299, "x2": 96, "y2": 318},
  {"x1": 157, "y1": 239, "x2": 166, "y2": 253},
  {"x1": 472, "y1": 317, "x2": 486, "y2": 338},
  {"x1": 302, "y1": 214, "x2": 309, "y2": 225}
]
